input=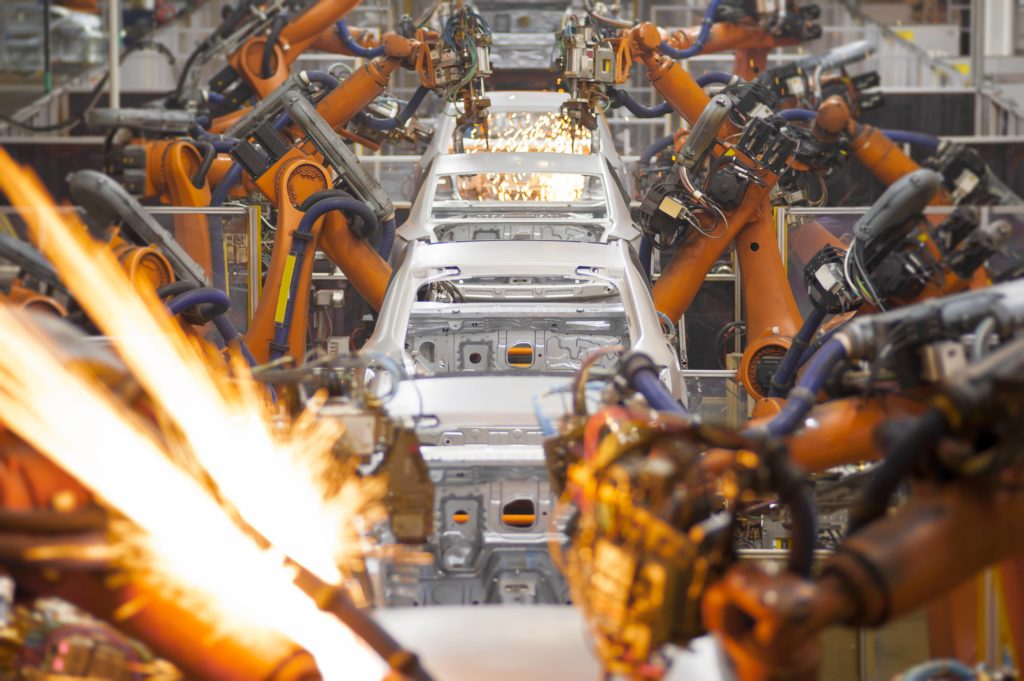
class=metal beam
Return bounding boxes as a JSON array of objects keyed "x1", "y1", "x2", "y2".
[
  {"x1": 106, "y1": 0, "x2": 121, "y2": 109},
  {"x1": 971, "y1": 0, "x2": 986, "y2": 134}
]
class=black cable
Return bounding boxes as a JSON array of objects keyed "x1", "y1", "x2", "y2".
[
  {"x1": 261, "y1": 14, "x2": 289, "y2": 79},
  {"x1": 847, "y1": 408, "x2": 948, "y2": 535},
  {"x1": 763, "y1": 448, "x2": 816, "y2": 578},
  {"x1": 171, "y1": 0, "x2": 260, "y2": 104},
  {"x1": 156, "y1": 280, "x2": 199, "y2": 300},
  {"x1": 0, "y1": 38, "x2": 162, "y2": 132},
  {"x1": 713, "y1": 321, "x2": 746, "y2": 370},
  {"x1": 0, "y1": 72, "x2": 109, "y2": 132},
  {"x1": 190, "y1": 140, "x2": 217, "y2": 188},
  {"x1": 171, "y1": 38, "x2": 211, "y2": 105}
]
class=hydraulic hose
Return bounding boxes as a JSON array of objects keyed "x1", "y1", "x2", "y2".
[
  {"x1": 270, "y1": 196, "x2": 378, "y2": 361},
  {"x1": 750, "y1": 337, "x2": 848, "y2": 438},
  {"x1": 847, "y1": 407, "x2": 948, "y2": 535},
  {"x1": 769, "y1": 307, "x2": 827, "y2": 397},
  {"x1": 166, "y1": 282, "x2": 230, "y2": 318},
  {"x1": 304, "y1": 70, "x2": 341, "y2": 91},
  {"x1": 764, "y1": 449, "x2": 816, "y2": 577},
  {"x1": 608, "y1": 87, "x2": 672, "y2": 118},
  {"x1": 778, "y1": 110, "x2": 942, "y2": 150},
  {"x1": 896, "y1": 659, "x2": 976, "y2": 681},
  {"x1": 780, "y1": 108, "x2": 817, "y2": 122},
  {"x1": 335, "y1": 19, "x2": 385, "y2": 58},
  {"x1": 190, "y1": 140, "x2": 217, "y2": 189},
  {"x1": 206, "y1": 90, "x2": 227, "y2": 106},
  {"x1": 881, "y1": 129, "x2": 941, "y2": 150},
  {"x1": 378, "y1": 218, "x2": 397, "y2": 260},
  {"x1": 357, "y1": 86, "x2": 431, "y2": 130},
  {"x1": 166, "y1": 287, "x2": 258, "y2": 367},
  {"x1": 205, "y1": 138, "x2": 238, "y2": 153},
  {"x1": 798, "y1": 322, "x2": 846, "y2": 368},
  {"x1": 156, "y1": 280, "x2": 199, "y2": 300},
  {"x1": 695, "y1": 71, "x2": 733, "y2": 87},
  {"x1": 207, "y1": 163, "x2": 241, "y2": 292},
  {"x1": 210, "y1": 162, "x2": 243, "y2": 208},
  {"x1": 261, "y1": 14, "x2": 290, "y2": 79},
  {"x1": 659, "y1": 0, "x2": 725, "y2": 59},
  {"x1": 639, "y1": 134, "x2": 675, "y2": 165},
  {"x1": 619, "y1": 353, "x2": 685, "y2": 414}
]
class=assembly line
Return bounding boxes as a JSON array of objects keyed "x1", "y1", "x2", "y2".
[{"x1": 0, "y1": 1, "x2": 1021, "y2": 680}]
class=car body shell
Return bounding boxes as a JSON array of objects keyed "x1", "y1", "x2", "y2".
[{"x1": 396, "y1": 151, "x2": 639, "y2": 251}]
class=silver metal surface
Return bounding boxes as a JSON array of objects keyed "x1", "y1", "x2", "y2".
[
  {"x1": 364, "y1": 239, "x2": 682, "y2": 396},
  {"x1": 374, "y1": 606, "x2": 731, "y2": 681}
]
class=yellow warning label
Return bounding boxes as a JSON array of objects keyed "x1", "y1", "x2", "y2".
[{"x1": 275, "y1": 255, "x2": 296, "y2": 324}]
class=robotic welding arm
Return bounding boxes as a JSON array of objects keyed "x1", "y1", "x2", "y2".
[
  {"x1": 68, "y1": 170, "x2": 209, "y2": 287},
  {"x1": 706, "y1": 319, "x2": 1024, "y2": 681}
]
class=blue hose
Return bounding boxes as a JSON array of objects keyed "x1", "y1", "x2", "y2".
[
  {"x1": 165, "y1": 287, "x2": 257, "y2": 367},
  {"x1": 640, "y1": 134, "x2": 675, "y2": 165},
  {"x1": 659, "y1": 0, "x2": 725, "y2": 59},
  {"x1": 208, "y1": 113, "x2": 292, "y2": 290},
  {"x1": 776, "y1": 111, "x2": 942, "y2": 151},
  {"x1": 780, "y1": 108, "x2": 817, "y2": 122},
  {"x1": 768, "y1": 308, "x2": 827, "y2": 397},
  {"x1": 620, "y1": 354, "x2": 685, "y2": 414},
  {"x1": 797, "y1": 322, "x2": 844, "y2": 368},
  {"x1": 210, "y1": 162, "x2": 243, "y2": 208},
  {"x1": 269, "y1": 196, "x2": 377, "y2": 360},
  {"x1": 357, "y1": 86, "x2": 431, "y2": 130},
  {"x1": 632, "y1": 368, "x2": 685, "y2": 414},
  {"x1": 209, "y1": 139, "x2": 237, "y2": 153},
  {"x1": 611, "y1": 88, "x2": 673, "y2": 118},
  {"x1": 882, "y1": 129, "x2": 941, "y2": 150},
  {"x1": 304, "y1": 70, "x2": 340, "y2": 91},
  {"x1": 335, "y1": 19, "x2": 385, "y2": 58},
  {"x1": 378, "y1": 218, "x2": 397, "y2": 260},
  {"x1": 204, "y1": 164, "x2": 243, "y2": 293},
  {"x1": 751, "y1": 337, "x2": 847, "y2": 438},
  {"x1": 165, "y1": 287, "x2": 229, "y2": 317},
  {"x1": 897, "y1": 659, "x2": 976, "y2": 681},
  {"x1": 206, "y1": 91, "x2": 227, "y2": 105},
  {"x1": 695, "y1": 70, "x2": 733, "y2": 87}
]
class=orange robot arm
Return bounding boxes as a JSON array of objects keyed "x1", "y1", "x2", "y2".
[
  {"x1": 225, "y1": 0, "x2": 365, "y2": 101},
  {"x1": 703, "y1": 474, "x2": 1024, "y2": 681}
]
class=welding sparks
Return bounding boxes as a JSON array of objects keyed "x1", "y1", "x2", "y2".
[
  {"x1": 0, "y1": 151, "x2": 370, "y2": 585},
  {"x1": 454, "y1": 171, "x2": 591, "y2": 202},
  {"x1": 449, "y1": 112, "x2": 599, "y2": 201},
  {"x1": 0, "y1": 149, "x2": 386, "y2": 678},
  {"x1": 0, "y1": 307, "x2": 383, "y2": 679},
  {"x1": 457, "y1": 112, "x2": 594, "y2": 155}
]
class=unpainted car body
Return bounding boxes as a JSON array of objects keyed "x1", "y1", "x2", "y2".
[
  {"x1": 364, "y1": 239, "x2": 681, "y2": 606},
  {"x1": 397, "y1": 151, "x2": 639, "y2": 250}
]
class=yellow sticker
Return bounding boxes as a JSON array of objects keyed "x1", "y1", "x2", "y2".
[
  {"x1": 954, "y1": 63, "x2": 971, "y2": 75},
  {"x1": 895, "y1": 29, "x2": 915, "y2": 41},
  {"x1": 275, "y1": 255, "x2": 296, "y2": 324}
]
